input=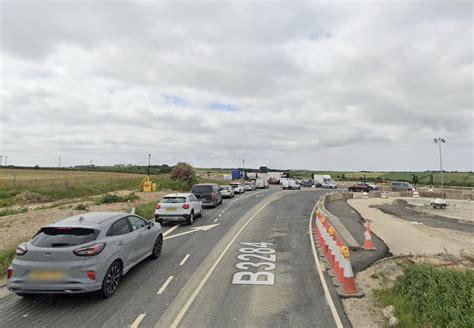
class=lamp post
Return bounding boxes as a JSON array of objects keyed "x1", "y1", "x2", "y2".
[
  {"x1": 147, "y1": 154, "x2": 151, "y2": 177},
  {"x1": 433, "y1": 138, "x2": 446, "y2": 198},
  {"x1": 242, "y1": 158, "x2": 245, "y2": 184}
]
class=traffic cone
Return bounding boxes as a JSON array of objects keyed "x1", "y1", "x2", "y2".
[
  {"x1": 363, "y1": 222, "x2": 377, "y2": 251},
  {"x1": 327, "y1": 227, "x2": 336, "y2": 273},
  {"x1": 336, "y1": 244, "x2": 345, "y2": 283},
  {"x1": 337, "y1": 247, "x2": 364, "y2": 298}
]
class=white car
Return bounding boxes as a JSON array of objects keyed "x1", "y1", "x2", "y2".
[
  {"x1": 219, "y1": 185, "x2": 235, "y2": 198},
  {"x1": 321, "y1": 181, "x2": 337, "y2": 189},
  {"x1": 155, "y1": 193, "x2": 203, "y2": 225},
  {"x1": 230, "y1": 183, "x2": 245, "y2": 194}
]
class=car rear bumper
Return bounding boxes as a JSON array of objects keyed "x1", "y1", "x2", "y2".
[
  {"x1": 155, "y1": 214, "x2": 191, "y2": 222},
  {"x1": 8, "y1": 280, "x2": 102, "y2": 294}
]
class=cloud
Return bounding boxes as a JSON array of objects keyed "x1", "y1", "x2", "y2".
[{"x1": 0, "y1": 1, "x2": 472, "y2": 171}]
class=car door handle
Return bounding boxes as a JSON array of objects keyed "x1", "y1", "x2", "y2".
[
  {"x1": 138, "y1": 234, "x2": 144, "y2": 238},
  {"x1": 117, "y1": 241, "x2": 124, "y2": 246}
]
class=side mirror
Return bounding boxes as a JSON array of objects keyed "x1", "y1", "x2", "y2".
[{"x1": 147, "y1": 221, "x2": 154, "y2": 229}]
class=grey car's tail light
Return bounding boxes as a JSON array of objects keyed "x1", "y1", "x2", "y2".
[
  {"x1": 73, "y1": 243, "x2": 106, "y2": 256},
  {"x1": 16, "y1": 244, "x2": 28, "y2": 256}
]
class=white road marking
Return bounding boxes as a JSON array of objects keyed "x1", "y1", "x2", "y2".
[
  {"x1": 214, "y1": 218, "x2": 218, "y2": 222},
  {"x1": 164, "y1": 224, "x2": 220, "y2": 240},
  {"x1": 309, "y1": 203, "x2": 343, "y2": 328},
  {"x1": 163, "y1": 224, "x2": 180, "y2": 237},
  {"x1": 157, "y1": 276, "x2": 174, "y2": 295},
  {"x1": 179, "y1": 254, "x2": 190, "y2": 266},
  {"x1": 218, "y1": 213, "x2": 222, "y2": 217},
  {"x1": 131, "y1": 314, "x2": 145, "y2": 328},
  {"x1": 169, "y1": 192, "x2": 286, "y2": 328}
]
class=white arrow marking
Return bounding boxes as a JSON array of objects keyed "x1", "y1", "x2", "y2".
[{"x1": 164, "y1": 224, "x2": 220, "y2": 240}]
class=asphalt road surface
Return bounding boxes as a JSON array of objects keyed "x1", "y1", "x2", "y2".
[{"x1": 0, "y1": 187, "x2": 349, "y2": 328}]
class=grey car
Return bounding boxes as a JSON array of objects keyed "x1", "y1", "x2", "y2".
[{"x1": 7, "y1": 212, "x2": 163, "y2": 298}]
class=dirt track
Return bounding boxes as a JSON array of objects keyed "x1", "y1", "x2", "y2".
[{"x1": 372, "y1": 199, "x2": 474, "y2": 233}]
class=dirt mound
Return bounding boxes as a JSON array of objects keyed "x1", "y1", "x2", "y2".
[{"x1": 13, "y1": 192, "x2": 51, "y2": 205}]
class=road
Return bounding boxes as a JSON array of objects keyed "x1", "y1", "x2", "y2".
[{"x1": 0, "y1": 187, "x2": 349, "y2": 327}]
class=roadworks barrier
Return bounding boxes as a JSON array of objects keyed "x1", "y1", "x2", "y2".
[{"x1": 314, "y1": 206, "x2": 364, "y2": 298}]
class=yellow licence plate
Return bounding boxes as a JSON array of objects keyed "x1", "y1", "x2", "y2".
[
  {"x1": 30, "y1": 270, "x2": 64, "y2": 281},
  {"x1": 166, "y1": 207, "x2": 177, "y2": 212}
]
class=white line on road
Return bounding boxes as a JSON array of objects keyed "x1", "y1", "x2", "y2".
[
  {"x1": 214, "y1": 218, "x2": 218, "y2": 222},
  {"x1": 163, "y1": 224, "x2": 180, "y2": 237},
  {"x1": 179, "y1": 254, "x2": 190, "y2": 266},
  {"x1": 131, "y1": 314, "x2": 146, "y2": 328},
  {"x1": 169, "y1": 192, "x2": 286, "y2": 328},
  {"x1": 157, "y1": 276, "x2": 174, "y2": 295},
  {"x1": 309, "y1": 203, "x2": 343, "y2": 328},
  {"x1": 218, "y1": 213, "x2": 222, "y2": 217},
  {"x1": 164, "y1": 224, "x2": 219, "y2": 240}
]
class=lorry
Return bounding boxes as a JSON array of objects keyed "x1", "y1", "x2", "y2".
[
  {"x1": 232, "y1": 170, "x2": 242, "y2": 180},
  {"x1": 267, "y1": 172, "x2": 282, "y2": 184},
  {"x1": 256, "y1": 177, "x2": 269, "y2": 189},
  {"x1": 281, "y1": 178, "x2": 301, "y2": 190}
]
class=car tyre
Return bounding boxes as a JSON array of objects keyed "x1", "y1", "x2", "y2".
[
  {"x1": 392, "y1": 188, "x2": 397, "y2": 192},
  {"x1": 198, "y1": 207, "x2": 203, "y2": 217},
  {"x1": 150, "y1": 234, "x2": 163, "y2": 259},
  {"x1": 100, "y1": 261, "x2": 122, "y2": 298},
  {"x1": 187, "y1": 212, "x2": 194, "y2": 225}
]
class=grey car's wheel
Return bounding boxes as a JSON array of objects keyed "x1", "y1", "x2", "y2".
[
  {"x1": 100, "y1": 261, "x2": 122, "y2": 298},
  {"x1": 187, "y1": 212, "x2": 194, "y2": 225},
  {"x1": 150, "y1": 234, "x2": 163, "y2": 259}
]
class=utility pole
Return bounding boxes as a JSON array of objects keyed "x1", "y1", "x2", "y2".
[
  {"x1": 433, "y1": 138, "x2": 446, "y2": 198},
  {"x1": 58, "y1": 157, "x2": 61, "y2": 169},
  {"x1": 147, "y1": 154, "x2": 151, "y2": 176},
  {"x1": 242, "y1": 158, "x2": 245, "y2": 184},
  {"x1": 5, "y1": 155, "x2": 7, "y2": 166},
  {"x1": 0, "y1": 155, "x2": 2, "y2": 166}
]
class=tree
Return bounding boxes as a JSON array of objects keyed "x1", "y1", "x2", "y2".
[
  {"x1": 170, "y1": 162, "x2": 196, "y2": 186},
  {"x1": 259, "y1": 166, "x2": 269, "y2": 173}
]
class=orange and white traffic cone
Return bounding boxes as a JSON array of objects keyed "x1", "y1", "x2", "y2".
[
  {"x1": 328, "y1": 227, "x2": 336, "y2": 268},
  {"x1": 337, "y1": 247, "x2": 364, "y2": 298},
  {"x1": 363, "y1": 222, "x2": 377, "y2": 251}
]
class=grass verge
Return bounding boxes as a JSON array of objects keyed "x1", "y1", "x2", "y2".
[
  {"x1": 374, "y1": 263, "x2": 474, "y2": 327},
  {"x1": 136, "y1": 201, "x2": 158, "y2": 220},
  {"x1": 0, "y1": 247, "x2": 16, "y2": 277},
  {"x1": 0, "y1": 207, "x2": 28, "y2": 217},
  {"x1": 95, "y1": 193, "x2": 139, "y2": 205}
]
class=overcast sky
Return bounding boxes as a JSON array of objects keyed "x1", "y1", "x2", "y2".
[{"x1": 0, "y1": 1, "x2": 472, "y2": 171}]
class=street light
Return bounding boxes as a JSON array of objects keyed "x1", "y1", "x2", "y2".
[{"x1": 433, "y1": 138, "x2": 446, "y2": 198}]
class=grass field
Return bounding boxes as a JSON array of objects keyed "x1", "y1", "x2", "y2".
[
  {"x1": 0, "y1": 168, "x2": 143, "y2": 207},
  {"x1": 0, "y1": 168, "x2": 226, "y2": 208}
]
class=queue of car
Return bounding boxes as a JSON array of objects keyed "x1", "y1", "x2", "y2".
[{"x1": 6, "y1": 181, "x2": 259, "y2": 299}]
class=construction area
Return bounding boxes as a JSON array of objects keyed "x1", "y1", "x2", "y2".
[{"x1": 312, "y1": 191, "x2": 474, "y2": 327}]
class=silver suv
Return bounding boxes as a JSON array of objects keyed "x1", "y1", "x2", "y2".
[
  {"x1": 390, "y1": 181, "x2": 414, "y2": 191},
  {"x1": 7, "y1": 212, "x2": 163, "y2": 298}
]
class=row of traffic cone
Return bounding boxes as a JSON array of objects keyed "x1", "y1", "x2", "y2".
[{"x1": 314, "y1": 209, "x2": 364, "y2": 298}]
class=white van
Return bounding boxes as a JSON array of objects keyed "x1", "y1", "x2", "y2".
[{"x1": 282, "y1": 179, "x2": 301, "y2": 190}]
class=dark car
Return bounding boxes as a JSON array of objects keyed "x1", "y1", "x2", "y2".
[
  {"x1": 300, "y1": 180, "x2": 314, "y2": 187},
  {"x1": 348, "y1": 183, "x2": 373, "y2": 192},
  {"x1": 191, "y1": 183, "x2": 222, "y2": 208}
]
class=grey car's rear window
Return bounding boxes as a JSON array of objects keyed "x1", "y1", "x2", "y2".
[
  {"x1": 192, "y1": 185, "x2": 213, "y2": 193},
  {"x1": 161, "y1": 197, "x2": 186, "y2": 203},
  {"x1": 32, "y1": 227, "x2": 99, "y2": 247}
]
